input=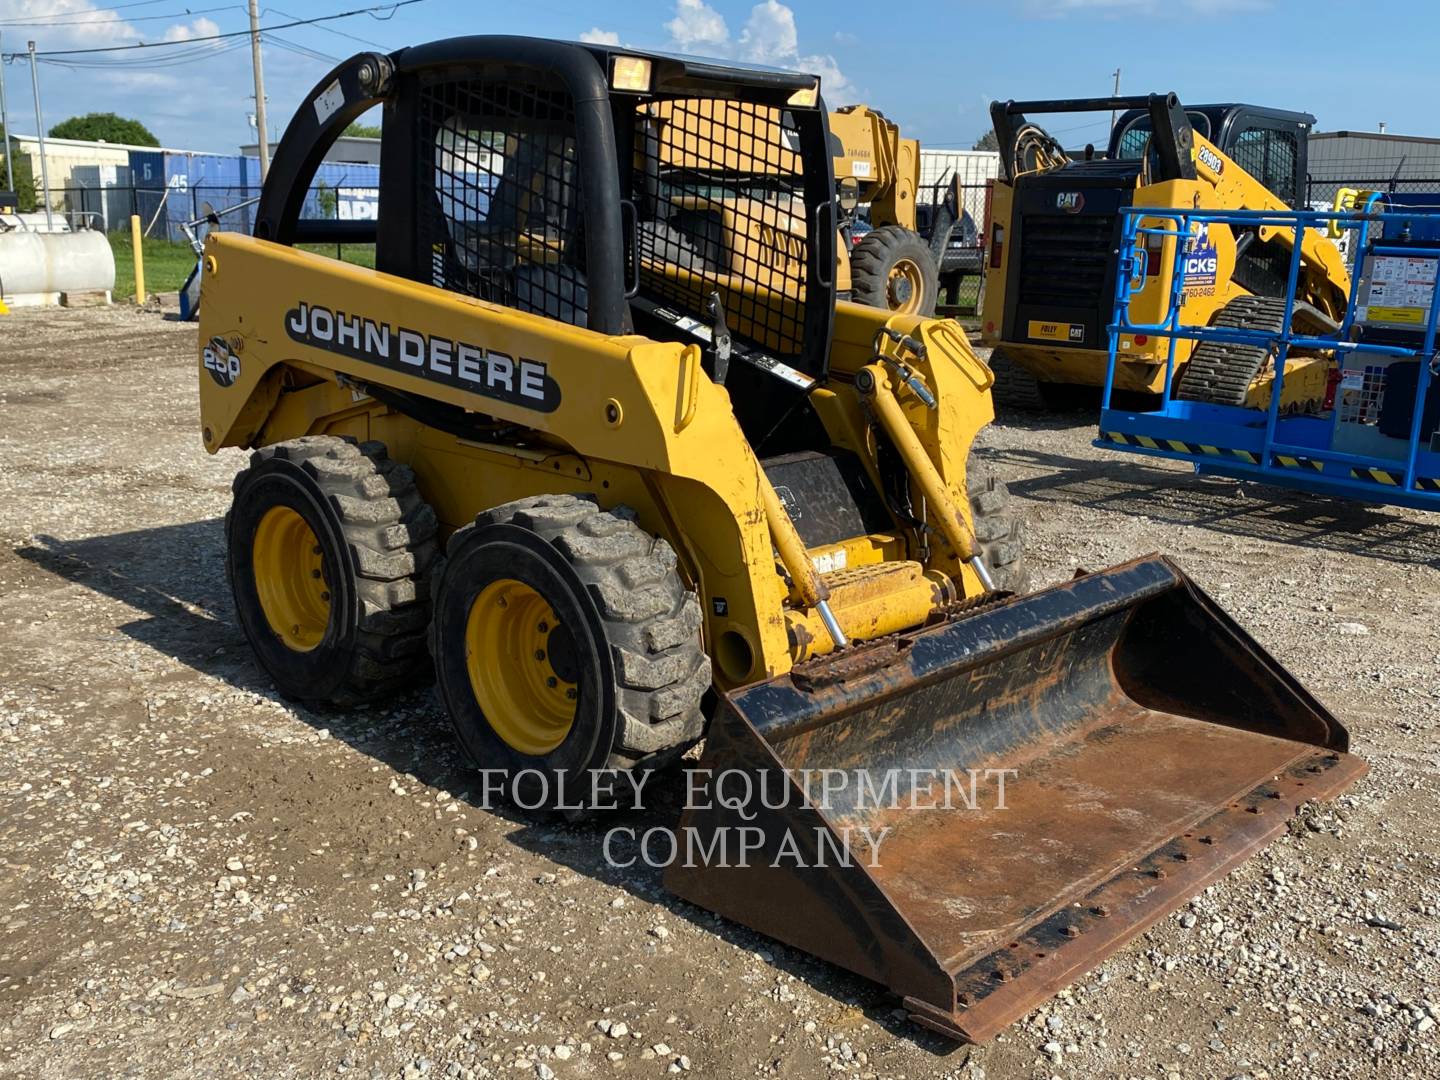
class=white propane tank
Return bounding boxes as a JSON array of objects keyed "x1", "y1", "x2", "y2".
[{"x1": 0, "y1": 229, "x2": 116, "y2": 306}]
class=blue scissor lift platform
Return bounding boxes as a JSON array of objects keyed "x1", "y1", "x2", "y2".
[{"x1": 1097, "y1": 194, "x2": 1440, "y2": 512}]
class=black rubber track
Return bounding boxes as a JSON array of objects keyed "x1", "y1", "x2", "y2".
[
  {"x1": 1175, "y1": 295, "x2": 1288, "y2": 406},
  {"x1": 985, "y1": 348, "x2": 1049, "y2": 412}
]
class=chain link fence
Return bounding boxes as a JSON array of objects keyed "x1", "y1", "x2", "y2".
[
  {"x1": 911, "y1": 180, "x2": 990, "y2": 316},
  {"x1": 40, "y1": 177, "x2": 996, "y2": 313},
  {"x1": 1307, "y1": 173, "x2": 1440, "y2": 209},
  {"x1": 39, "y1": 182, "x2": 380, "y2": 243}
]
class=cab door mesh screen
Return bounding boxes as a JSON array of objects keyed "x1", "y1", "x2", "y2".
[
  {"x1": 417, "y1": 76, "x2": 588, "y2": 326},
  {"x1": 1230, "y1": 127, "x2": 1299, "y2": 207},
  {"x1": 634, "y1": 99, "x2": 809, "y2": 359}
]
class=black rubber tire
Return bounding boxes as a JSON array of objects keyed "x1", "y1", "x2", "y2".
[
  {"x1": 967, "y1": 453, "x2": 1029, "y2": 594},
  {"x1": 1175, "y1": 295, "x2": 1287, "y2": 406},
  {"x1": 986, "y1": 348, "x2": 1049, "y2": 412},
  {"x1": 850, "y1": 225, "x2": 940, "y2": 316},
  {"x1": 226, "y1": 435, "x2": 438, "y2": 706},
  {"x1": 430, "y1": 494, "x2": 710, "y2": 810}
]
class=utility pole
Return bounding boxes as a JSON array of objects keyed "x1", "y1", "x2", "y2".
[
  {"x1": 28, "y1": 41, "x2": 52, "y2": 231},
  {"x1": 248, "y1": 0, "x2": 270, "y2": 180},
  {"x1": 0, "y1": 32, "x2": 14, "y2": 197},
  {"x1": 1108, "y1": 68, "x2": 1121, "y2": 134}
]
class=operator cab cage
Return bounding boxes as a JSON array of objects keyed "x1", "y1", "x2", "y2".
[
  {"x1": 1109, "y1": 102, "x2": 1314, "y2": 208},
  {"x1": 252, "y1": 36, "x2": 838, "y2": 385},
  {"x1": 991, "y1": 95, "x2": 1314, "y2": 209}
]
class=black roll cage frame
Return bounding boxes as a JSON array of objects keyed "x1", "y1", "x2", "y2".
[
  {"x1": 989, "y1": 93, "x2": 1198, "y2": 184},
  {"x1": 252, "y1": 35, "x2": 837, "y2": 369}
]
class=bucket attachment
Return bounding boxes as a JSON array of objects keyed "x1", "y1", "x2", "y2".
[{"x1": 665, "y1": 555, "x2": 1365, "y2": 1042}]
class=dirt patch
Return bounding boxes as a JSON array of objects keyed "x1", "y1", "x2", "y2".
[{"x1": 1, "y1": 307, "x2": 1436, "y2": 1079}]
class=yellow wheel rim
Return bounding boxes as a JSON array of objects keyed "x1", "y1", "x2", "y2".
[
  {"x1": 465, "y1": 578, "x2": 578, "y2": 756},
  {"x1": 253, "y1": 505, "x2": 332, "y2": 652},
  {"x1": 886, "y1": 257, "x2": 926, "y2": 314}
]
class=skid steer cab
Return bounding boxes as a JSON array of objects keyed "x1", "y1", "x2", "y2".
[{"x1": 196, "y1": 37, "x2": 1363, "y2": 1043}]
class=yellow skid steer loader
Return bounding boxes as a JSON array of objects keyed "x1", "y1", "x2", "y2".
[
  {"x1": 981, "y1": 94, "x2": 1351, "y2": 409},
  {"x1": 197, "y1": 38, "x2": 1363, "y2": 1042}
]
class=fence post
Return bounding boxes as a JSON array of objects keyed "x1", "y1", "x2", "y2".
[
  {"x1": 27, "y1": 42, "x2": 53, "y2": 231},
  {"x1": 130, "y1": 214, "x2": 146, "y2": 304}
]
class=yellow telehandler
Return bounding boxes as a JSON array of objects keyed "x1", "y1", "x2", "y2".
[
  {"x1": 828, "y1": 104, "x2": 940, "y2": 316},
  {"x1": 981, "y1": 94, "x2": 1351, "y2": 408},
  {"x1": 197, "y1": 39, "x2": 1363, "y2": 1042}
]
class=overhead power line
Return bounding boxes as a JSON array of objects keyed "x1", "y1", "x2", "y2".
[
  {"x1": 0, "y1": 0, "x2": 424, "y2": 58},
  {"x1": 0, "y1": 0, "x2": 172, "y2": 25},
  {"x1": 38, "y1": 37, "x2": 249, "y2": 68},
  {"x1": 264, "y1": 32, "x2": 340, "y2": 65},
  {"x1": 267, "y1": 4, "x2": 387, "y2": 49},
  {"x1": 0, "y1": 4, "x2": 239, "y2": 28}
]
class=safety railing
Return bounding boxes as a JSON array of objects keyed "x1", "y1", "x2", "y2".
[{"x1": 1098, "y1": 200, "x2": 1440, "y2": 509}]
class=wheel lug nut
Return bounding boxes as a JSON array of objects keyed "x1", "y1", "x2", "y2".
[
  {"x1": 320, "y1": 591, "x2": 330, "y2": 601},
  {"x1": 565, "y1": 687, "x2": 577, "y2": 700},
  {"x1": 312, "y1": 544, "x2": 322, "y2": 555},
  {"x1": 546, "y1": 676, "x2": 558, "y2": 688},
  {"x1": 538, "y1": 621, "x2": 549, "y2": 632},
  {"x1": 311, "y1": 569, "x2": 322, "y2": 578},
  {"x1": 534, "y1": 649, "x2": 545, "y2": 661}
]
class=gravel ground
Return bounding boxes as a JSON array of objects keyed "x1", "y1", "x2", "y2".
[{"x1": 1, "y1": 306, "x2": 1437, "y2": 1080}]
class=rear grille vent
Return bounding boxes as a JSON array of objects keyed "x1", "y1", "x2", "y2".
[{"x1": 1017, "y1": 214, "x2": 1115, "y2": 309}]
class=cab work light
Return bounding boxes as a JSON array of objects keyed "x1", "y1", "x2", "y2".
[
  {"x1": 611, "y1": 56, "x2": 652, "y2": 93},
  {"x1": 787, "y1": 81, "x2": 819, "y2": 107}
]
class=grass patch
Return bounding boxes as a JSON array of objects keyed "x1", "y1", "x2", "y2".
[
  {"x1": 106, "y1": 233, "x2": 377, "y2": 300},
  {"x1": 298, "y1": 243, "x2": 376, "y2": 269},
  {"x1": 108, "y1": 234, "x2": 196, "y2": 300}
]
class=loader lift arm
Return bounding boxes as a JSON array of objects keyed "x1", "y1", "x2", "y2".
[{"x1": 991, "y1": 94, "x2": 1197, "y2": 183}]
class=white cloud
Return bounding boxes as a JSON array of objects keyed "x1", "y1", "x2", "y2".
[
  {"x1": 655, "y1": 0, "x2": 851, "y2": 99},
  {"x1": 738, "y1": 0, "x2": 797, "y2": 66},
  {"x1": 665, "y1": 0, "x2": 731, "y2": 52},
  {"x1": 161, "y1": 16, "x2": 220, "y2": 43},
  {"x1": 0, "y1": 0, "x2": 369, "y2": 150},
  {"x1": 579, "y1": 27, "x2": 621, "y2": 46},
  {"x1": 0, "y1": 0, "x2": 219, "y2": 47}
]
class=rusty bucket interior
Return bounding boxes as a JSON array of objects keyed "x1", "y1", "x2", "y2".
[{"x1": 665, "y1": 555, "x2": 1366, "y2": 1042}]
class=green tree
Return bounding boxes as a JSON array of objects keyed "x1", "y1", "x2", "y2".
[
  {"x1": 0, "y1": 124, "x2": 39, "y2": 212},
  {"x1": 314, "y1": 179, "x2": 338, "y2": 218},
  {"x1": 344, "y1": 121, "x2": 381, "y2": 139},
  {"x1": 972, "y1": 130, "x2": 999, "y2": 152},
  {"x1": 49, "y1": 112, "x2": 159, "y2": 147}
]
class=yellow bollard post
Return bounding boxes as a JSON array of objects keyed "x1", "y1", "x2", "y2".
[{"x1": 129, "y1": 214, "x2": 146, "y2": 305}]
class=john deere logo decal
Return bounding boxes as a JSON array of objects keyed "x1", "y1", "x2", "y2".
[
  {"x1": 1056, "y1": 192, "x2": 1085, "y2": 213},
  {"x1": 285, "y1": 301, "x2": 561, "y2": 413}
]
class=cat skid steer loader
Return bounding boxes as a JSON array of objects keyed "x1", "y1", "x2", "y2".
[
  {"x1": 981, "y1": 94, "x2": 1351, "y2": 409},
  {"x1": 197, "y1": 38, "x2": 1364, "y2": 1042}
]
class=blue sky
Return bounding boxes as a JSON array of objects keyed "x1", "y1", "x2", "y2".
[{"x1": 0, "y1": 0, "x2": 1434, "y2": 154}]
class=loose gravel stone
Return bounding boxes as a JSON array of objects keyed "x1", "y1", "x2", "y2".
[{"x1": 0, "y1": 313, "x2": 1434, "y2": 1080}]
